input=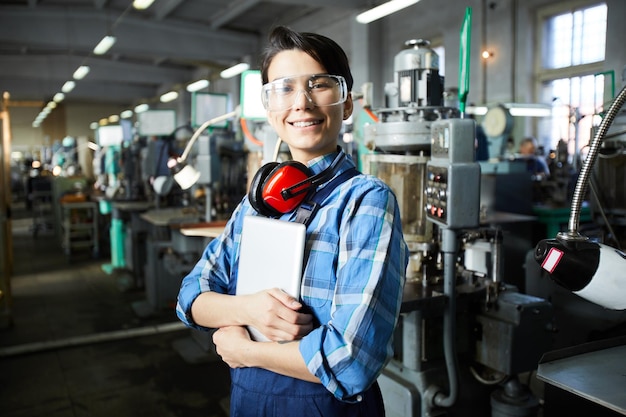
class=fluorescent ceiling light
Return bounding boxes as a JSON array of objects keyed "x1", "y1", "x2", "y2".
[
  {"x1": 61, "y1": 81, "x2": 75, "y2": 93},
  {"x1": 73, "y1": 65, "x2": 90, "y2": 80},
  {"x1": 89, "y1": 122, "x2": 99, "y2": 130},
  {"x1": 187, "y1": 79, "x2": 210, "y2": 92},
  {"x1": 120, "y1": 109, "x2": 134, "y2": 119},
  {"x1": 160, "y1": 91, "x2": 179, "y2": 103},
  {"x1": 220, "y1": 63, "x2": 250, "y2": 79},
  {"x1": 93, "y1": 35, "x2": 116, "y2": 55},
  {"x1": 46, "y1": 101, "x2": 57, "y2": 109},
  {"x1": 134, "y1": 103, "x2": 149, "y2": 113},
  {"x1": 53, "y1": 92, "x2": 65, "y2": 102},
  {"x1": 108, "y1": 114, "x2": 120, "y2": 123},
  {"x1": 133, "y1": 0, "x2": 155, "y2": 10},
  {"x1": 505, "y1": 103, "x2": 552, "y2": 117},
  {"x1": 356, "y1": 0, "x2": 421, "y2": 24},
  {"x1": 507, "y1": 106, "x2": 552, "y2": 117},
  {"x1": 466, "y1": 106, "x2": 488, "y2": 116}
]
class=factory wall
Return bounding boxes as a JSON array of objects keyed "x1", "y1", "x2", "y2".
[{"x1": 9, "y1": 102, "x2": 127, "y2": 155}]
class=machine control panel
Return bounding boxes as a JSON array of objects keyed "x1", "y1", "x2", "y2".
[{"x1": 426, "y1": 119, "x2": 481, "y2": 229}]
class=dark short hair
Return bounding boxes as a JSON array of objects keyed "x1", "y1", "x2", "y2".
[{"x1": 259, "y1": 26, "x2": 354, "y2": 92}]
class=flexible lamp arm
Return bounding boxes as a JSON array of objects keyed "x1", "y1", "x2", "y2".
[
  {"x1": 178, "y1": 107, "x2": 239, "y2": 163},
  {"x1": 562, "y1": 85, "x2": 626, "y2": 241}
]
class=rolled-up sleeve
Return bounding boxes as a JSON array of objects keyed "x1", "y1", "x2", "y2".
[{"x1": 176, "y1": 203, "x2": 244, "y2": 329}]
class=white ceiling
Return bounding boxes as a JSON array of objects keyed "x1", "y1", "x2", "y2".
[{"x1": 0, "y1": 0, "x2": 370, "y2": 107}]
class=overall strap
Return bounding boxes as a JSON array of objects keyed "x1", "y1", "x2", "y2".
[{"x1": 294, "y1": 167, "x2": 360, "y2": 226}]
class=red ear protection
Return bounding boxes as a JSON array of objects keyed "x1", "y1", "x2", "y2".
[
  {"x1": 249, "y1": 160, "x2": 312, "y2": 217},
  {"x1": 248, "y1": 151, "x2": 346, "y2": 218}
]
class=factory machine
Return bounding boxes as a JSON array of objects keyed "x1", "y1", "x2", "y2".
[
  {"x1": 362, "y1": 39, "x2": 554, "y2": 417},
  {"x1": 590, "y1": 106, "x2": 626, "y2": 250}
]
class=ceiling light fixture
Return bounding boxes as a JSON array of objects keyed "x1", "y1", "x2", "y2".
[
  {"x1": 120, "y1": 109, "x2": 134, "y2": 119},
  {"x1": 160, "y1": 91, "x2": 179, "y2": 103},
  {"x1": 134, "y1": 103, "x2": 149, "y2": 113},
  {"x1": 61, "y1": 81, "x2": 76, "y2": 93},
  {"x1": 187, "y1": 79, "x2": 210, "y2": 92},
  {"x1": 133, "y1": 0, "x2": 155, "y2": 10},
  {"x1": 220, "y1": 63, "x2": 250, "y2": 79},
  {"x1": 53, "y1": 92, "x2": 65, "y2": 102},
  {"x1": 356, "y1": 0, "x2": 421, "y2": 24},
  {"x1": 466, "y1": 106, "x2": 488, "y2": 116},
  {"x1": 93, "y1": 35, "x2": 116, "y2": 55},
  {"x1": 507, "y1": 104, "x2": 552, "y2": 117},
  {"x1": 73, "y1": 65, "x2": 90, "y2": 80}
]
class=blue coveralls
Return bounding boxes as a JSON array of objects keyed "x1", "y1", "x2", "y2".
[{"x1": 229, "y1": 367, "x2": 385, "y2": 417}]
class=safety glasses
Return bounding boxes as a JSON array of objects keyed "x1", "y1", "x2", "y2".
[{"x1": 261, "y1": 74, "x2": 348, "y2": 111}]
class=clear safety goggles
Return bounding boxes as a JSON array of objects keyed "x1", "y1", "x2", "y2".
[{"x1": 261, "y1": 74, "x2": 348, "y2": 111}]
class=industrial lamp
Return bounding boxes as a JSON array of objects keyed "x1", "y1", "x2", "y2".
[
  {"x1": 168, "y1": 107, "x2": 240, "y2": 190},
  {"x1": 168, "y1": 158, "x2": 201, "y2": 191}
]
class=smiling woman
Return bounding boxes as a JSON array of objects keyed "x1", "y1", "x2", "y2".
[{"x1": 176, "y1": 25, "x2": 409, "y2": 417}]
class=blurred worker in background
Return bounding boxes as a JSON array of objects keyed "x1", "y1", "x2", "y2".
[
  {"x1": 176, "y1": 26, "x2": 409, "y2": 417},
  {"x1": 518, "y1": 136, "x2": 550, "y2": 178}
]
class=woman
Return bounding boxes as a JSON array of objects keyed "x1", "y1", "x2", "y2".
[{"x1": 176, "y1": 26, "x2": 408, "y2": 417}]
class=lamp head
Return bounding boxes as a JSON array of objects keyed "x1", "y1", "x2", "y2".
[
  {"x1": 168, "y1": 157, "x2": 200, "y2": 190},
  {"x1": 535, "y1": 236, "x2": 626, "y2": 310}
]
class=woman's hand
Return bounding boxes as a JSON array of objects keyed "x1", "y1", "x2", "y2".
[
  {"x1": 213, "y1": 325, "x2": 253, "y2": 368},
  {"x1": 243, "y1": 288, "x2": 314, "y2": 342}
]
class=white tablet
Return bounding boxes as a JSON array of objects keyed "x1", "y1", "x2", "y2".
[{"x1": 235, "y1": 215, "x2": 306, "y2": 341}]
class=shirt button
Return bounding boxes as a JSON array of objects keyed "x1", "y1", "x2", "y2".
[{"x1": 356, "y1": 395, "x2": 363, "y2": 402}]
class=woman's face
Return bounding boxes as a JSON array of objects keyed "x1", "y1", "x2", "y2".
[{"x1": 266, "y1": 49, "x2": 352, "y2": 163}]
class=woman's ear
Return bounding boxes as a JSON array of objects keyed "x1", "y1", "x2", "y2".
[
  {"x1": 266, "y1": 111, "x2": 274, "y2": 127},
  {"x1": 343, "y1": 95, "x2": 354, "y2": 120}
]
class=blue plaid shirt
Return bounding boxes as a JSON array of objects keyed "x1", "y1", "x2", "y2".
[{"x1": 176, "y1": 150, "x2": 408, "y2": 401}]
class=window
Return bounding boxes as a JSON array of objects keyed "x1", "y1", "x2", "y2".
[
  {"x1": 543, "y1": 4, "x2": 607, "y2": 69},
  {"x1": 536, "y1": 2, "x2": 607, "y2": 162}
]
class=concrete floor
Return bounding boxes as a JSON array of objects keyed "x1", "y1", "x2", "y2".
[{"x1": 0, "y1": 205, "x2": 231, "y2": 417}]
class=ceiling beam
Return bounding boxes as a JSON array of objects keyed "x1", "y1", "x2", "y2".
[
  {"x1": 210, "y1": 0, "x2": 260, "y2": 30},
  {"x1": 153, "y1": 0, "x2": 185, "y2": 20}
]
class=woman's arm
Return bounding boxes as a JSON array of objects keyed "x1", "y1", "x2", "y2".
[
  {"x1": 190, "y1": 288, "x2": 313, "y2": 341},
  {"x1": 212, "y1": 325, "x2": 320, "y2": 383}
]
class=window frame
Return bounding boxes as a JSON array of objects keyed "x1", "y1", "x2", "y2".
[{"x1": 534, "y1": 1, "x2": 608, "y2": 160}]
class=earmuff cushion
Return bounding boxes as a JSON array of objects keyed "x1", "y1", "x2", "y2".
[
  {"x1": 248, "y1": 162, "x2": 279, "y2": 215},
  {"x1": 261, "y1": 161, "x2": 311, "y2": 214}
]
